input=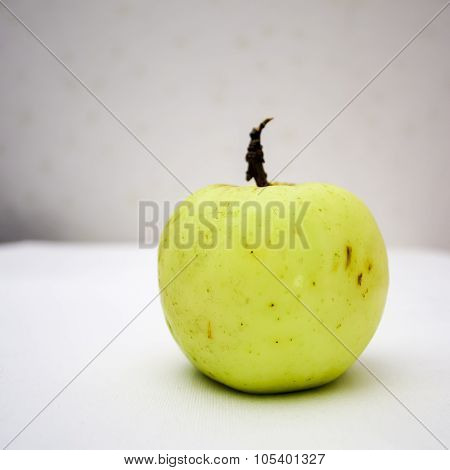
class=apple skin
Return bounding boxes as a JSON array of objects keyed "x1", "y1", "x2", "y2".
[{"x1": 158, "y1": 183, "x2": 389, "y2": 394}]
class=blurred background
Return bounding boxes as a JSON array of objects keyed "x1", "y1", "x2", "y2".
[{"x1": 0, "y1": 0, "x2": 449, "y2": 249}]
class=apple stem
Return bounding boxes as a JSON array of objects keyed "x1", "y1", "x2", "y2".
[{"x1": 245, "y1": 118, "x2": 273, "y2": 187}]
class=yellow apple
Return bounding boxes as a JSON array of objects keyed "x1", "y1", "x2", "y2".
[{"x1": 158, "y1": 120, "x2": 389, "y2": 394}]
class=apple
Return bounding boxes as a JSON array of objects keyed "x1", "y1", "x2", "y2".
[{"x1": 158, "y1": 120, "x2": 389, "y2": 394}]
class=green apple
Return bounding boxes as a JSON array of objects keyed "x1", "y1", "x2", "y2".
[{"x1": 158, "y1": 121, "x2": 388, "y2": 394}]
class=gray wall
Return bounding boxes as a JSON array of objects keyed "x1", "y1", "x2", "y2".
[{"x1": 1, "y1": 0, "x2": 449, "y2": 249}]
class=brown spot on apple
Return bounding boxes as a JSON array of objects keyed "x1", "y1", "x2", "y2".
[
  {"x1": 346, "y1": 245, "x2": 352, "y2": 269},
  {"x1": 207, "y1": 321, "x2": 212, "y2": 339}
]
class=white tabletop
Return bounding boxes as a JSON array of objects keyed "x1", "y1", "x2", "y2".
[{"x1": 0, "y1": 242, "x2": 449, "y2": 450}]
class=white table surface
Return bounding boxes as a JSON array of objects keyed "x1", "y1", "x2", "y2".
[{"x1": 0, "y1": 242, "x2": 449, "y2": 450}]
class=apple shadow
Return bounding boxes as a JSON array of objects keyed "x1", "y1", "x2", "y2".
[{"x1": 176, "y1": 356, "x2": 381, "y2": 403}]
